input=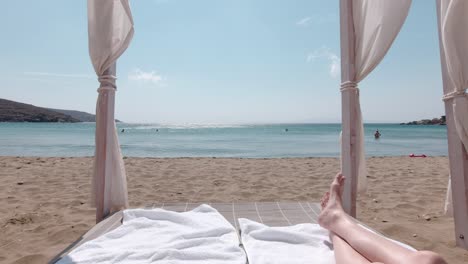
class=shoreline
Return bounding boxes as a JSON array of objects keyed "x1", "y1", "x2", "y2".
[
  {"x1": 0, "y1": 155, "x2": 451, "y2": 158},
  {"x1": 0, "y1": 156, "x2": 466, "y2": 263}
]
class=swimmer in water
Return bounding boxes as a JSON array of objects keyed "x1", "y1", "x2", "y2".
[{"x1": 374, "y1": 129, "x2": 381, "y2": 139}]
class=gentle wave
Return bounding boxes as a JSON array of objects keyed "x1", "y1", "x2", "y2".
[
  {"x1": 0, "y1": 123, "x2": 448, "y2": 157},
  {"x1": 129, "y1": 123, "x2": 248, "y2": 130}
]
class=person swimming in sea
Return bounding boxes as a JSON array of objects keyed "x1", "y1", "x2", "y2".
[{"x1": 374, "y1": 129, "x2": 381, "y2": 139}]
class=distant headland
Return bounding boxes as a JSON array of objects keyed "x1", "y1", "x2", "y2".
[
  {"x1": 0, "y1": 98, "x2": 120, "y2": 123},
  {"x1": 400, "y1": 116, "x2": 446, "y2": 125}
]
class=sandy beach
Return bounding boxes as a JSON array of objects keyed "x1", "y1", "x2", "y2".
[{"x1": 0, "y1": 156, "x2": 467, "y2": 263}]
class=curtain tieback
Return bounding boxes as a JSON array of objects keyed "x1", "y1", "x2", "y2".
[
  {"x1": 442, "y1": 90, "x2": 466, "y2": 102},
  {"x1": 97, "y1": 75, "x2": 117, "y2": 93},
  {"x1": 340, "y1": 81, "x2": 359, "y2": 94}
]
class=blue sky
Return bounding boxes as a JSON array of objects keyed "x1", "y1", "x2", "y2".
[{"x1": 1, "y1": 0, "x2": 445, "y2": 124}]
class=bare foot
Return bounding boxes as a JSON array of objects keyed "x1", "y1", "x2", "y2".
[
  {"x1": 318, "y1": 173, "x2": 346, "y2": 231},
  {"x1": 320, "y1": 191, "x2": 330, "y2": 210}
]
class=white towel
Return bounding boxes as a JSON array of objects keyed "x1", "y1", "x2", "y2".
[
  {"x1": 238, "y1": 218, "x2": 335, "y2": 264},
  {"x1": 58, "y1": 204, "x2": 246, "y2": 264},
  {"x1": 238, "y1": 219, "x2": 416, "y2": 264}
]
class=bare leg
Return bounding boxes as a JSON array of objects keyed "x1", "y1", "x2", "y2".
[
  {"x1": 331, "y1": 232, "x2": 373, "y2": 264},
  {"x1": 320, "y1": 189, "x2": 376, "y2": 264},
  {"x1": 319, "y1": 173, "x2": 447, "y2": 264},
  {"x1": 321, "y1": 189, "x2": 374, "y2": 264}
]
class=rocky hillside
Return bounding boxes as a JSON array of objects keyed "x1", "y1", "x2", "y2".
[
  {"x1": 0, "y1": 98, "x2": 80, "y2": 122},
  {"x1": 400, "y1": 116, "x2": 446, "y2": 125},
  {"x1": 47, "y1": 108, "x2": 121, "y2": 122},
  {"x1": 47, "y1": 108, "x2": 97, "y2": 122}
]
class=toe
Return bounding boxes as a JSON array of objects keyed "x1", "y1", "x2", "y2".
[
  {"x1": 338, "y1": 174, "x2": 345, "y2": 185},
  {"x1": 320, "y1": 192, "x2": 330, "y2": 209}
]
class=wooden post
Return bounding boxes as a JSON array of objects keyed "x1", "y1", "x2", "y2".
[
  {"x1": 95, "y1": 63, "x2": 117, "y2": 223},
  {"x1": 340, "y1": 0, "x2": 359, "y2": 217},
  {"x1": 436, "y1": 0, "x2": 468, "y2": 249}
]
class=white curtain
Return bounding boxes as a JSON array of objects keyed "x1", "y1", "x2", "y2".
[
  {"x1": 342, "y1": 0, "x2": 411, "y2": 193},
  {"x1": 88, "y1": 0, "x2": 134, "y2": 217},
  {"x1": 444, "y1": 177, "x2": 453, "y2": 217},
  {"x1": 438, "y1": 0, "x2": 468, "y2": 216},
  {"x1": 440, "y1": 0, "x2": 468, "y2": 152}
]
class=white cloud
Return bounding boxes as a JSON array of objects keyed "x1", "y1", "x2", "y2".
[
  {"x1": 23, "y1": 72, "x2": 93, "y2": 79},
  {"x1": 307, "y1": 47, "x2": 340, "y2": 78},
  {"x1": 296, "y1": 17, "x2": 312, "y2": 27},
  {"x1": 128, "y1": 69, "x2": 164, "y2": 85}
]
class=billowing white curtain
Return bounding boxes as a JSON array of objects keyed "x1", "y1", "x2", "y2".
[
  {"x1": 88, "y1": 0, "x2": 134, "y2": 218},
  {"x1": 439, "y1": 0, "x2": 468, "y2": 217},
  {"x1": 440, "y1": 0, "x2": 468, "y2": 151},
  {"x1": 342, "y1": 0, "x2": 411, "y2": 193}
]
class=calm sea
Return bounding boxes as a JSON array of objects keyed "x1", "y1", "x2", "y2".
[{"x1": 0, "y1": 123, "x2": 448, "y2": 157}]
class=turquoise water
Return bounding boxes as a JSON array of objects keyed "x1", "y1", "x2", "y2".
[{"x1": 0, "y1": 123, "x2": 448, "y2": 157}]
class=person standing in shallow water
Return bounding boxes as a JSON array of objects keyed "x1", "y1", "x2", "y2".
[
  {"x1": 374, "y1": 129, "x2": 381, "y2": 139},
  {"x1": 319, "y1": 173, "x2": 447, "y2": 264}
]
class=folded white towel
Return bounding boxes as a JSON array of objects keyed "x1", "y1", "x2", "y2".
[
  {"x1": 58, "y1": 204, "x2": 246, "y2": 264},
  {"x1": 238, "y1": 218, "x2": 335, "y2": 264}
]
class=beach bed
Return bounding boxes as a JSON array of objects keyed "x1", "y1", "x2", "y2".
[
  {"x1": 51, "y1": 201, "x2": 413, "y2": 264},
  {"x1": 51, "y1": 202, "x2": 324, "y2": 263}
]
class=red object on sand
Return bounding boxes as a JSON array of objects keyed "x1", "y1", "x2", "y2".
[{"x1": 409, "y1": 153, "x2": 427, "y2": 158}]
